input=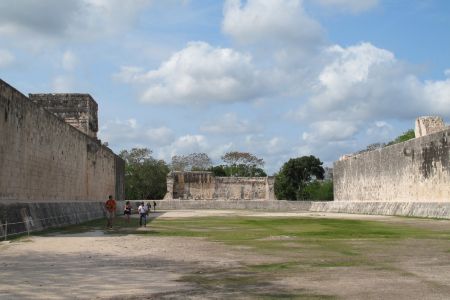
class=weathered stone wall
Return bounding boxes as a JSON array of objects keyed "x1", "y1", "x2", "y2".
[
  {"x1": 165, "y1": 171, "x2": 275, "y2": 200},
  {"x1": 334, "y1": 127, "x2": 450, "y2": 202},
  {"x1": 29, "y1": 93, "x2": 99, "y2": 139},
  {"x1": 146, "y1": 200, "x2": 450, "y2": 219},
  {"x1": 214, "y1": 177, "x2": 274, "y2": 200},
  {"x1": 0, "y1": 202, "x2": 107, "y2": 237},
  {"x1": 0, "y1": 79, "x2": 124, "y2": 202},
  {"x1": 415, "y1": 116, "x2": 445, "y2": 138}
]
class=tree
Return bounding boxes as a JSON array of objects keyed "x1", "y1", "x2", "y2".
[
  {"x1": 120, "y1": 148, "x2": 169, "y2": 200},
  {"x1": 386, "y1": 129, "x2": 415, "y2": 146},
  {"x1": 171, "y1": 153, "x2": 212, "y2": 171},
  {"x1": 274, "y1": 156, "x2": 325, "y2": 200},
  {"x1": 208, "y1": 165, "x2": 227, "y2": 177},
  {"x1": 299, "y1": 180, "x2": 333, "y2": 201},
  {"x1": 221, "y1": 151, "x2": 265, "y2": 176}
]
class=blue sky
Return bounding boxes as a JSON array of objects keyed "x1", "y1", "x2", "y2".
[{"x1": 1, "y1": 0, "x2": 449, "y2": 174}]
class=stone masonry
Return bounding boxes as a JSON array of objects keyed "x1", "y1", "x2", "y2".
[
  {"x1": 334, "y1": 116, "x2": 450, "y2": 202},
  {"x1": 0, "y1": 79, "x2": 124, "y2": 202},
  {"x1": 164, "y1": 171, "x2": 276, "y2": 200},
  {"x1": 415, "y1": 116, "x2": 445, "y2": 138},
  {"x1": 29, "y1": 93, "x2": 99, "y2": 139}
]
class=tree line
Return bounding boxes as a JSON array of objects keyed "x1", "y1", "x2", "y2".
[{"x1": 119, "y1": 148, "x2": 333, "y2": 201}]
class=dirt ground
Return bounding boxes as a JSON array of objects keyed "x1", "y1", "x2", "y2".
[{"x1": 1, "y1": 210, "x2": 450, "y2": 299}]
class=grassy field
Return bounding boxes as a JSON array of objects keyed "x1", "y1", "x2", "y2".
[{"x1": 33, "y1": 212, "x2": 450, "y2": 299}]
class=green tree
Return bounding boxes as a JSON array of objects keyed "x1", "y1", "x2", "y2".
[
  {"x1": 299, "y1": 180, "x2": 333, "y2": 201},
  {"x1": 208, "y1": 164, "x2": 267, "y2": 177},
  {"x1": 208, "y1": 165, "x2": 227, "y2": 176},
  {"x1": 275, "y1": 156, "x2": 325, "y2": 200},
  {"x1": 386, "y1": 129, "x2": 415, "y2": 146},
  {"x1": 221, "y1": 151, "x2": 265, "y2": 176},
  {"x1": 120, "y1": 148, "x2": 170, "y2": 200},
  {"x1": 171, "y1": 153, "x2": 212, "y2": 171}
]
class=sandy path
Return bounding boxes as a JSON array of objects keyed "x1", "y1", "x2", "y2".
[{"x1": 0, "y1": 233, "x2": 263, "y2": 299}]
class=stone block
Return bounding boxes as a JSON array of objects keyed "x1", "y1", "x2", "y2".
[{"x1": 415, "y1": 116, "x2": 445, "y2": 138}]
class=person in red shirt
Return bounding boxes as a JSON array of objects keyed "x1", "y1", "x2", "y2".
[{"x1": 105, "y1": 195, "x2": 116, "y2": 229}]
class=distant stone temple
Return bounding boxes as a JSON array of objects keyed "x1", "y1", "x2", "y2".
[{"x1": 164, "y1": 171, "x2": 276, "y2": 200}]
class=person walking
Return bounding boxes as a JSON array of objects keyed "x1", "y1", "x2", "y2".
[
  {"x1": 153, "y1": 201, "x2": 157, "y2": 212},
  {"x1": 123, "y1": 201, "x2": 132, "y2": 223},
  {"x1": 138, "y1": 202, "x2": 148, "y2": 227},
  {"x1": 105, "y1": 195, "x2": 116, "y2": 229}
]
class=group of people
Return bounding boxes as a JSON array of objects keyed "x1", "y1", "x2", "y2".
[{"x1": 104, "y1": 195, "x2": 158, "y2": 228}]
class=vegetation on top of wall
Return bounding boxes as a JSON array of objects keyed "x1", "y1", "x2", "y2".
[
  {"x1": 119, "y1": 148, "x2": 169, "y2": 200},
  {"x1": 221, "y1": 151, "x2": 265, "y2": 177},
  {"x1": 171, "y1": 153, "x2": 212, "y2": 171},
  {"x1": 274, "y1": 155, "x2": 326, "y2": 201},
  {"x1": 208, "y1": 164, "x2": 267, "y2": 177},
  {"x1": 386, "y1": 129, "x2": 415, "y2": 146},
  {"x1": 356, "y1": 129, "x2": 416, "y2": 155}
]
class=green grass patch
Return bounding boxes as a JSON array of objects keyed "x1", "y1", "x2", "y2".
[{"x1": 247, "y1": 262, "x2": 300, "y2": 272}]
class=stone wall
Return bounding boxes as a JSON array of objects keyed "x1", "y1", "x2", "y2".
[
  {"x1": 146, "y1": 200, "x2": 450, "y2": 219},
  {"x1": 334, "y1": 126, "x2": 450, "y2": 202},
  {"x1": 415, "y1": 116, "x2": 445, "y2": 138},
  {"x1": 164, "y1": 171, "x2": 275, "y2": 200},
  {"x1": 0, "y1": 79, "x2": 124, "y2": 202},
  {"x1": 0, "y1": 202, "x2": 107, "y2": 237},
  {"x1": 29, "y1": 93, "x2": 99, "y2": 139}
]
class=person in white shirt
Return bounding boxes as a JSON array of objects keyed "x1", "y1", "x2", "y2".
[{"x1": 138, "y1": 202, "x2": 148, "y2": 227}]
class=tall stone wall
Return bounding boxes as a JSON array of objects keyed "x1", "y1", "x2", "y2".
[
  {"x1": 0, "y1": 79, "x2": 124, "y2": 203},
  {"x1": 164, "y1": 171, "x2": 275, "y2": 200},
  {"x1": 334, "y1": 127, "x2": 450, "y2": 202}
]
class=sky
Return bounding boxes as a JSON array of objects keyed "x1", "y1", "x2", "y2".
[{"x1": 1, "y1": 0, "x2": 449, "y2": 174}]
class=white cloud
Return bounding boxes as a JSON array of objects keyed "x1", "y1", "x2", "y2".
[
  {"x1": 445, "y1": 69, "x2": 450, "y2": 77},
  {"x1": 113, "y1": 66, "x2": 147, "y2": 84},
  {"x1": 310, "y1": 43, "x2": 396, "y2": 114},
  {"x1": 0, "y1": 1, "x2": 80, "y2": 37},
  {"x1": 0, "y1": 0, "x2": 151, "y2": 42},
  {"x1": 306, "y1": 42, "x2": 450, "y2": 120},
  {"x1": 289, "y1": 42, "x2": 450, "y2": 162},
  {"x1": 0, "y1": 49, "x2": 14, "y2": 67},
  {"x1": 200, "y1": 113, "x2": 262, "y2": 134},
  {"x1": 313, "y1": 0, "x2": 379, "y2": 13},
  {"x1": 52, "y1": 75, "x2": 74, "y2": 92},
  {"x1": 145, "y1": 127, "x2": 175, "y2": 146},
  {"x1": 222, "y1": 0, "x2": 324, "y2": 46},
  {"x1": 155, "y1": 134, "x2": 211, "y2": 162},
  {"x1": 98, "y1": 119, "x2": 175, "y2": 147},
  {"x1": 115, "y1": 42, "x2": 272, "y2": 105},
  {"x1": 366, "y1": 121, "x2": 393, "y2": 139},
  {"x1": 61, "y1": 50, "x2": 77, "y2": 71},
  {"x1": 70, "y1": 0, "x2": 151, "y2": 39},
  {"x1": 172, "y1": 134, "x2": 208, "y2": 153},
  {"x1": 302, "y1": 120, "x2": 359, "y2": 142}
]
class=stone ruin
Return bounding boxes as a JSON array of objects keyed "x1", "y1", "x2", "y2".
[
  {"x1": 414, "y1": 116, "x2": 445, "y2": 138},
  {"x1": 29, "y1": 93, "x2": 99, "y2": 139},
  {"x1": 164, "y1": 171, "x2": 276, "y2": 200},
  {"x1": 334, "y1": 116, "x2": 450, "y2": 202}
]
